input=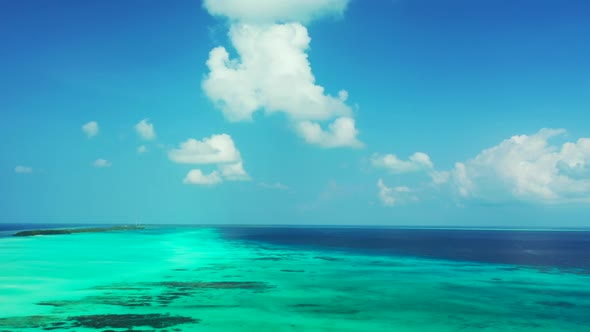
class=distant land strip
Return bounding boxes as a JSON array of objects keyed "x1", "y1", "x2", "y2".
[{"x1": 13, "y1": 225, "x2": 145, "y2": 237}]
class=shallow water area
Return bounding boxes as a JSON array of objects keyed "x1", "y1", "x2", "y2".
[{"x1": 1, "y1": 226, "x2": 589, "y2": 331}]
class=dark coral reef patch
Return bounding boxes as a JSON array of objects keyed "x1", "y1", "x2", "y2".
[
  {"x1": 68, "y1": 313, "x2": 199, "y2": 329},
  {"x1": 0, "y1": 314, "x2": 198, "y2": 331}
]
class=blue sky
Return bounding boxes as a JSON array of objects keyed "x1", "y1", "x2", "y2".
[{"x1": 1, "y1": 0, "x2": 589, "y2": 226}]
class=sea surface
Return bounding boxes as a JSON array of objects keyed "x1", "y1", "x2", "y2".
[{"x1": 1, "y1": 224, "x2": 589, "y2": 331}]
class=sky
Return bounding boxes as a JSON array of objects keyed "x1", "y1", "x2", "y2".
[{"x1": 1, "y1": 0, "x2": 589, "y2": 227}]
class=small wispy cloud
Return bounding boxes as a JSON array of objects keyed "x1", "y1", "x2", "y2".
[
  {"x1": 93, "y1": 159, "x2": 112, "y2": 168},
  {"x1": 219, "y1": 161, "x2": 250, "y2": 181},
  {"x1": 82, "y1": 121, "x2": 99, "y2": 138},
  {"x1": 135, "y1": 119, "x2": 156, "y2": 140},
  {"x1": 258, "y1": 182, "x2": 290, "y2": 191},
  {"x1": 377, "y1": 178, "x2": 413, "y2": 206},
  {"x1": 15, "y1": 166, "x2": 33, "y2": 174},
  {"x1": 298, "y1": 180, "x2": 360, "y2": 212},
  {"x1": 371, "y1": 152, "x2": 433, "y2": 174},
  {"x1": 137, "y1": 145, "x2": 148, "y2": 154}
]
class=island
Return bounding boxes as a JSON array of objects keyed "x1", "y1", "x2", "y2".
[{"x1": 13, "y1": 225, "x2": 145, "y2": 237}]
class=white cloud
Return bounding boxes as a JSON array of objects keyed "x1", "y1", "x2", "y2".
[
  {"x1": 183, "y1": 169, "x2": 222, "y2": 186},
  {"x1": 169, "y1": 134, "x2": 241, "y2": 164},
  {"x1": 338, "y1": 90, "x2": 349, "y2": 101},
  {"x1": 137, "y1": 145, "x2": 148, "y2": 154},
  {"x1": 377, "y1": 179, "x2": 395, "y2": 206},
  {"x1": 169, "y1": 133, "x2": 250, "y2": 185},
  {"x1": 372, "y1": 151, "x2": 446, "y2": 184},
  {"x1": 219, "y1": 161, "x2": 250, "y2": 181},
  {"x1": 377, "y1": 178, "x2": 412, "y2": 206},
  {"x1": 135, "y1": 119, "x2": 156, "y2": 140},
  {"x1": 93, "y1": 159, "x2": 112, "y2": 168},
  {"x1": 82, "y1": 121, "x2": 99, "y2": 138},
  {"x1": 430, "y1": 170, "x2": 451, "y2": 185},
  {"x1": 450, "y1": 128, "x2": 590, "y2": 203},
  {"x1": 453, "y1": 162, "x2": 472, "y2": 197},
  {"x1": 258, "y1": 182, "x2": 290, "y2": 190},
  {"x1": 372, "y1": 128, "x2": 590, "y2": 206},
  {"x1": 203, "y1": 24, "x2": 351, "y2": 123},
  {"x1": 202, "y1": 8, "x2": 362, "y2": 149},
  {"x1": 203, "y1": 0, "x2": 349, "y2": 24},
  {"x1": 297, "y1": 117, "x2": 363, "y2": 148},
  {"x1": 372, "y1": 152, "x2": 434, "y2": 173},
  {"x1": 15, "y1": 166, "x2": 33, "y2": 174}
]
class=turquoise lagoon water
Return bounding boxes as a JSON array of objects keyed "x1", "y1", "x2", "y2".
[{"x1": 1, "y1": 226, "x2": 589, "y2": 331}]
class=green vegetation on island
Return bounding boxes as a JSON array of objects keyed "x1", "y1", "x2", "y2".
[{"x1": 13, "y1": 225, "x2": 145, "y2": 237}]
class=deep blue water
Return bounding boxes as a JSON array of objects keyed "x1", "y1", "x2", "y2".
[{"x1": 219, "y1": 227, "x2": 590, "y2": 272}]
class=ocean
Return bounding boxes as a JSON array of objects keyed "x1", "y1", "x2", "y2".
[{"x1": 1, "y1": 225, "x2": 589, "y2": 331}]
